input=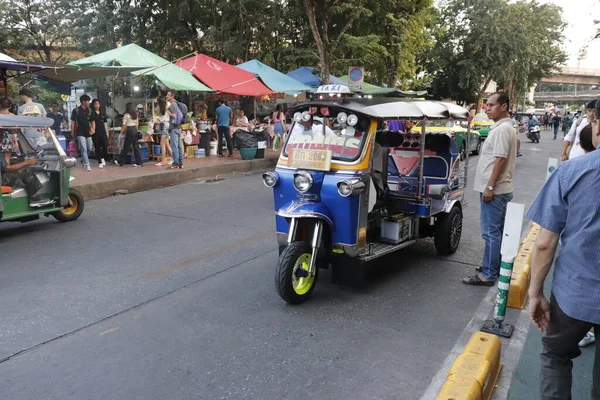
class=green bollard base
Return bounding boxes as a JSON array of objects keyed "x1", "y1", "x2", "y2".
[{"x1": 481, "y1": 319, "x2": 514, "y2": 338}]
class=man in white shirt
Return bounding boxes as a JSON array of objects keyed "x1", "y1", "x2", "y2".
[
  {"x1": 463, "y1": 92, "x2": 517, "y2": 286},
  {"x1": 561, "y1": 100, "x2": 595, "y2": 162}
]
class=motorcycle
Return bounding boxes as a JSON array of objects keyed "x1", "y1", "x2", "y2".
[{"x1": 527, "y1": 125, "x2": 541, "y2": 143}]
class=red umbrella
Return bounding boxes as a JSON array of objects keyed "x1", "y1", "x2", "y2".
[{"x1": 177, "y1": 54, "x2": 274, "y2": 96}]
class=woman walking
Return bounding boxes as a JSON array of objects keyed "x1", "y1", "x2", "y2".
[
  {"x1": 90, "y1": 99, "x2": 109, "y2": 169},
  {"x1": 272, "y1": 104, "x2": 286, "y2": 150},
  {"x1": 156, "y1": 97, "x2": 173, "y2": 166},
  {"x1": 114, "y1": 102, "x2": 143, "y2": 167}
]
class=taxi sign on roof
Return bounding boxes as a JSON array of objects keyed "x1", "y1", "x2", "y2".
[{"x1": 315, "y1": 84, "x2": 352, "y2": 94}]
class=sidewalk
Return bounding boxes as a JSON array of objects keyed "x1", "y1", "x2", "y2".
[{"x1": 71, "y1": 151, "x2": 280, "y2": 200}]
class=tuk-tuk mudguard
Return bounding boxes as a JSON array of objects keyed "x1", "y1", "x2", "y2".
[
  {"x1": 276, "y1": 201, "x2": 335, "y2": 230},
  {"x1": 273, "y1": 168, "x2": 362, "y2": 246}
]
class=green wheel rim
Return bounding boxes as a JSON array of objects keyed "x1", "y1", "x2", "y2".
[{"x1": 292, "y1": 253, "x2": 314, "y2": 295}]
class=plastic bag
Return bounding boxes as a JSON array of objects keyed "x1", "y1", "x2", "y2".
[{"x1": 233, "y1": 129, "x2": 258, "y2": 148}]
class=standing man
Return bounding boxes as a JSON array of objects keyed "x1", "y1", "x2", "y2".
[
  {"x1": 20, "y1": 104, "x2": 48, "y2": 149},
  {"x1": 527, "y1": 110, "x2": 600, "y2": 400},
  {"x1": 561, "y1": 111, "x2": 573, "y2": 138},
  {"x1": 166, "y1": 90, "x2": 184, "y2": 168},
  {"x1": 462, "y1": 92, "x2": 517, "y2": 286},
  {"x1": 70, "y1": 95, "x2": 93, "y2": 172},
  {"x1": 552, "y1": 112, "x2": 562, "y2": 140},
  {"x1": 561, "y1": 100, "x2": 595, "y2": 162},
  {"x1": 215, "y1": 99, "x2": 233, "y2": 158},
  {"x1": 47, "y1": 103, "x2": 68, "y2": 138},
  {"x1": 17, "y1": 88, "x2": 47, "y2": 117}
]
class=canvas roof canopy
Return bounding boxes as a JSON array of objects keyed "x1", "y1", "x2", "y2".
[
  {"x1": 0, "y1": 60, "x2": 144, "y2": 94},
  {"x1": 286, "y1": 67, "x2": 346, "y2": 87},
  {"x1": 69, "y1": 43, "x2": 211, "y2": 92},
  {"x1": 177, "y1": 54, "x2": 274, "y2": 96},
  {"x1": 237, "y1": 60, "x2": 311, "y2": 94},
  {"x1": 338, "y1": 75, "x2": 428, "y2": 97}
]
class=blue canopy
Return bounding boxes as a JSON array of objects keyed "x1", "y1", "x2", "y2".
[
  {"x1": 286, "y1": 67, "x2": 346, "y2": 87},
  {"x1": 237, "y1": 60, "x2": 311, "y2": 94}
]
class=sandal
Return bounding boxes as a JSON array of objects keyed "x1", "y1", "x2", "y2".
[{"x1": 461, "y1": 275, "x2": 494, "y2": 286}]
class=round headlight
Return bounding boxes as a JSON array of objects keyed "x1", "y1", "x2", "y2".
[
  {"x1": 347, "y1": 114, "x2": 358, "y2": 126},
  {"x1": 337, "y1": 112, "x2": 348, "y2": 124},
  {"x1": 338, "y1": 181, "x2": 353, "y2": 197},
  {"x1": 64, "y1": 157, "x2": 77, "y2": 168},
  {"x1": 301, "y1": 111, "x2": 311, "y2": 122},
  {"x1": 293, "y1": 112, "x2": 302, "y2": 122},
  {"x1": 293, "y1": 171, "x2": 313, "y2": 193},
  {"x1": 262, "y1": 171, "x2": 278, "y2": 187}
]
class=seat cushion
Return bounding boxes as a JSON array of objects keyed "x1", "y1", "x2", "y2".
[{"x1": 1, "y1": 186, "x2": 12, "y2": 194}]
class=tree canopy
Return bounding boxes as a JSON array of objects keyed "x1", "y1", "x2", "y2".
[{"x1": 0, "y1": 0, "x2": 567, "y2": 106}]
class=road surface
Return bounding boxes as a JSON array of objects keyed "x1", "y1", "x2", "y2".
[{"x1": 0, "y1": 131, "x2": 564, "y2": 399}]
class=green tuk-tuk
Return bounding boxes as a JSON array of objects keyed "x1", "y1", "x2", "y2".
[{"x1": 1, "y1": 115, "x2": 84, "y2": 224}]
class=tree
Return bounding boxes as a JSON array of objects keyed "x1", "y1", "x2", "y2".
[
  {"x1": 427, "y1": 0, "x2": 566, "y2": 110},
  {"x1": 337, "y1": 0, "x2": 435, "y2": 87},
  {"x1": 495, "y1": 1, "x2": 566, "y2": 110},
  {"x1": 0, "y1": 0, "x2": 75, "y2": 64},
  {"x1": 303, "y1": 0, "x2": 371, "y2": 83}
]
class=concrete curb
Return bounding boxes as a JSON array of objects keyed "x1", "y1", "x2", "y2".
[
  {"x1": 436, "y1": 332, "x2": 503, "y2": 400},
  {"x1": 73, "y1": 157, "x2": 278, "y2": 200},
  {"x1": 507, "y1": 223, "x2": 540, "y2": 309}
]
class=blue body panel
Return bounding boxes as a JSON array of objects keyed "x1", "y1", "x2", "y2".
[{"x1": 273, "y1": 168, "x2": 361, "y2": 246}]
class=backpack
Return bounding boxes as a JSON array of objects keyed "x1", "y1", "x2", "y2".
[{"x1": 172, "y1": 101, "x2": 188, "y2": 126}]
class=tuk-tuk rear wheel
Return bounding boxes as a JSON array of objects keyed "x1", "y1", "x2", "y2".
[
  {"x1": 434, "y1": 205, "x2": 463, "y2": 255},
  {"x1": 276, "y1": 242, "x2": 319, "y2": 304},
  {"x1": 52, "y1": 188, "x2": 84, "y2": 222}
]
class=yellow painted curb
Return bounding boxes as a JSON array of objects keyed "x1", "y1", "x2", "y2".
[
  {"x1": 436, "y1": 332, "x2": 502, "y2": 400},
  {"x1": 507, "y1": 223, "x2": 539, "y2": 309}
]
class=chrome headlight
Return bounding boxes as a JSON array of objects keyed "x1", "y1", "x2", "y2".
[
  {"x1": 262, "y1": 171, "x2": 279, "y2": 187},
  {"x1": 64, "y1": 157, "x2": 77, "y2": 168},
  {"x1": 293, "y1": 171, "x2": 313, "y2": 193},
  {"x1": 337, "y1": 179, "x2": 365, "y2": 197}
]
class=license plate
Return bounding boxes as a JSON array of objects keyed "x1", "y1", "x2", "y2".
[{"x1": 288, "y1": 148, "x2": 332, "y2": 171}]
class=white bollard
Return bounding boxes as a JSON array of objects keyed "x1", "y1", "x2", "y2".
[
  {"x1": 546, "y1": 157, "x2": 558, "y2": 181},
  {"x1": 481, "y1": 202, "x2": 525, "y2": 338}
]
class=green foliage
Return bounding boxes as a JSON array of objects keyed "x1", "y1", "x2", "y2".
[
  {"x1": 427, "y1": 0, "x2": 566, "y2": 107},
  {"x1": 0, "y1": 0, "x2": 76, "y2": 63}
]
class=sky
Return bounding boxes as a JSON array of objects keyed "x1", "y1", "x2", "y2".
[{"x1": 541, "y1": 0, "x2": 600, "y2": 68}]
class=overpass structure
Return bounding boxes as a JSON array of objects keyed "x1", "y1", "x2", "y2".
[{"x1": 532, "y1": 67, "x2": 600, "y2": 103}]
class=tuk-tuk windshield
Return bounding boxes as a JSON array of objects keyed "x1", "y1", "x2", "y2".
[{"x1": 283, "y1": 111, "x2": 370, "y2": 161}]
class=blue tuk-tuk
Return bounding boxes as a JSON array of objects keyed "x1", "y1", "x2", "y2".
[{"x1": 263, "y1": 86, "x2": 471, "y2": 304}]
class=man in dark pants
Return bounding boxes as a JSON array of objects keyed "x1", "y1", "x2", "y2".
[
  {"x1": 552, "y1": 113, "x2": 561, "y2": 140},
  {"x1": 215, "y1": 99, "x2": 233, "y2": 157},
  {"x1": 527, "y1": 103, "x2": 600, "y2": 399}
]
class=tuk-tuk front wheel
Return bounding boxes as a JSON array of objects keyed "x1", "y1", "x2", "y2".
[
  {"x1": 52, "y1": 188, "x2": 84, "y2": 222},
  {"x1": 276, "y1": 242, "x2": 319, "y2": 304},
  {"x1": 434, "y1": 205, "x2": 463, "y2": 255}
]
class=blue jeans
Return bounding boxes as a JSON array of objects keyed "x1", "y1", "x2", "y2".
[
  {"x1": 77, "y1": 136, "x2": 93, "y2": 166},
  {"x1": 553, "y1": 125, "x2": 559, "y2": 138},
  {"x1": 480, "y1": 192, "x2": 513, "y2": 280},
  {"x1": 169, "y1": 128, "x2": 183, "y2": 166}
]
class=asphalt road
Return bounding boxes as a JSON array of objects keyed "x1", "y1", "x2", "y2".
[{"x1": 0, "y1": 130, "x2": 562, "y2": 400}]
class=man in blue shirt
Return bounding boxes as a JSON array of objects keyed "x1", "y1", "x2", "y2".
[
  {"x1": 527, "y1": 107, "x2": 600, "y2": 399},
  {"x1": 47, "y1": 103, "x2": 67, "y2": 138},
  {"x1": 215, "y1": 99, "x2": 233, "y2": 157}
]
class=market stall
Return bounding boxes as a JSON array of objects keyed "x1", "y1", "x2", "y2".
[{"x1": 70, "y1": 44, "x2": 213, "y2": 163}]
